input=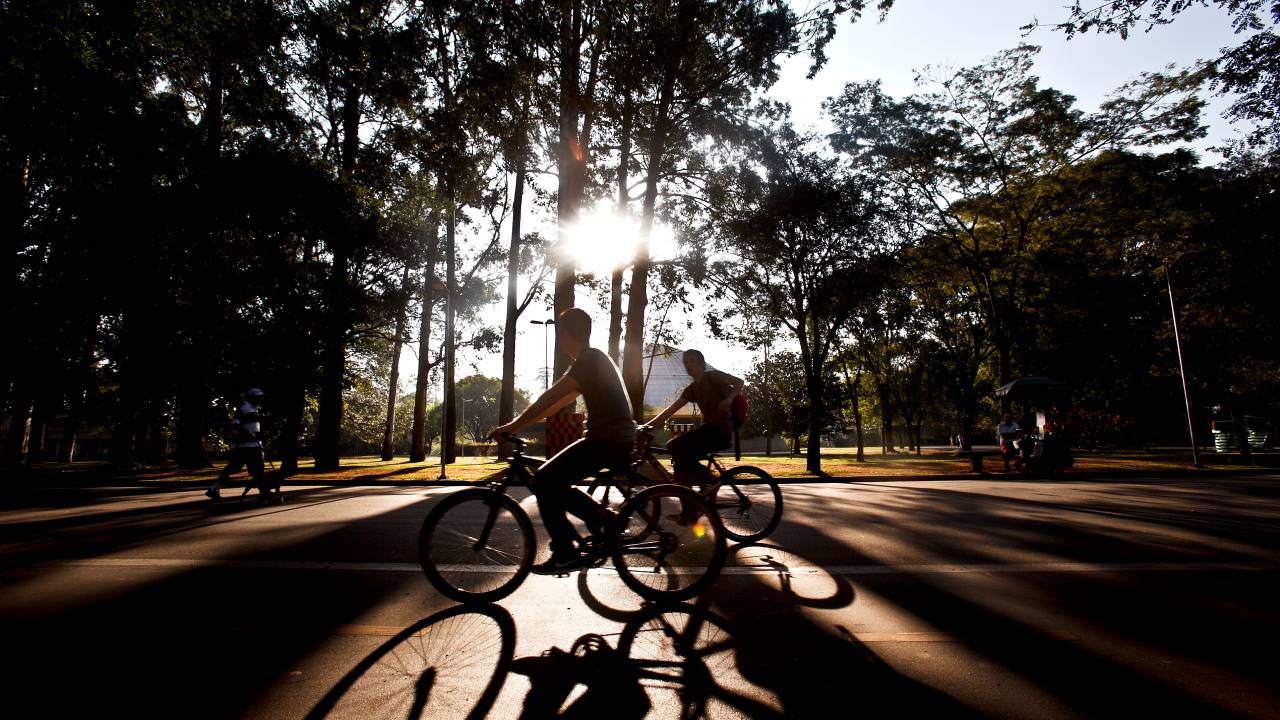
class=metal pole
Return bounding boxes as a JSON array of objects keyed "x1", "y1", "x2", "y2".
[
  {"x1": 764, "y1": 338, "x2": 772, "y2": 456},
  {"x1": 530, "y1": 319, "x2": 555, "y2": 391},
  {"x1": 465, "y1": 394, "x2": 476, "y2": 456},
  {"x1": 1167, "y1": 255, "x2": 1201, "y2": 468},
  {"x1": 439, "y1": 286, "x2": 449, "y2": 480}
]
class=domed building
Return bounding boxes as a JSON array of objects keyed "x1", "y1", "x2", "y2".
[{"x1": 626, "y1": 344, "x2": 714, "y2": 427}]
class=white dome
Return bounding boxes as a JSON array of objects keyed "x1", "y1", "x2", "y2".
[{"x1": 623, "y1": 344, "x2": 717, "y2": 421}]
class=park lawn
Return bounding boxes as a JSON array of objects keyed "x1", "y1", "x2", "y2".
[
  {"x1": 125, "y1": 455, "x2": 509, "y2": 485},
  {"x1": 67, "y1": 447, "x2": 1279, "y2": 486},
  {"x1": 715, "y1": 447, "x2": 1279, "y2": 479}
]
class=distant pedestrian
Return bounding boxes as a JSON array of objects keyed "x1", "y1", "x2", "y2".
[
  {"x1": 207, "y1": 388, "x2": 277, "y2": 502},
  {"x1": 997, "y1": 412, "x2": 1021, "y2": 472}
]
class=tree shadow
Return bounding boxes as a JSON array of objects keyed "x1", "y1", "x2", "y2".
[
  {"x1": 0, "y1": 486, "x2": 466, "y2": 718},
  {"x1": 719, "y1": 484, "x2": 1278, "y2": 718}
]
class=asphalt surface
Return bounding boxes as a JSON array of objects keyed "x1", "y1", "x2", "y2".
[{"x1": 1, "y1": 474, "x2": 1277, "y2": 719}]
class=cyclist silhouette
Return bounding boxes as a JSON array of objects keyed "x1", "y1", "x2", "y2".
[
  {"x1": 641, "y1": 349, "x2": 743, "y2": 521},
  {"x1": 491, "y1": 308, "x2": 635, "y2": 575}
]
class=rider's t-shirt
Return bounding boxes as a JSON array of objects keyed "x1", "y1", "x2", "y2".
[
  {"x1": 680, "y1": 369, "x2": 736, "y2": 436},
  {"x1": 567, "y1": 347, "x2": 636, "y2": 445}
]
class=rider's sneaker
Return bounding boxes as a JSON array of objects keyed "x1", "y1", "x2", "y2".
[
  {"x1": 205, "y1": 488, "x2": 221, "y2": 501},
  {"x1": 531, "y1": 551, "x2": 589, "y2": 576}
]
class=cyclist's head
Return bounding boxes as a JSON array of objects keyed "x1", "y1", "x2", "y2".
[
  {"x1": 557, "y1": 307, "x2": 592, "y2": 355},
  {"x1": 247, "y1": 388, "x2": 265, "y2": 404},
  {"x1": 682, "y1": 349, "x2": 706, "y2": 378}
]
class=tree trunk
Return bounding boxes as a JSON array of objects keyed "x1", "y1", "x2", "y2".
[
  {"x1": 5, "y1": 391, "x2": 31, "y2": 468},
  {"x1": 498, "y1": 166, "x2": 527, "y2": 459},
  {"x1": 443, "y1": 204, "x2": 457, "y2": 464},
  {"x1": 609, "y1": 93, "x2": 633, "y2": 363},
  {"x1": 879, "y1": 381, "x2": 895, "y2": 453},
  {"x1": 805, "y1": 375, "x2": 824, "y2": 474},
  {"x1": 553, "y1": 0, "x2": 582, "y2": 379},
  {"x1": 623, "y1": 66, "x2": 676, "y2": 418},
  {"x1": 0, "y1": 154, "x2": 26, "y2": 422},
  {"x1": 61, "y1": 385, "x2": 82, "y2": 464},
  {"x1": 842, "y1": 360, "x2": 865, "y2": 462},
  {"x1": 316, "y1": 5, "x2": 365, "y2": 471},
  {"x1": 764, "y1": 343, "x2": 773, "y2": 456},
  {"x1": 382, "y1": 264, "x2": 412, "y2": 460},
  {"x1": 997, "y1": 339, "x2": 1013, "y2": 414},
  {"x1": 410, "y1": 223, "x2": 438, "y2": 462},
  {"x1": 174, "y1": 43, "x2": 224, "y2": 470},
  {"x1": 25, "y1": 401, "x2": 45, "y2": 465},
  {"x1": 314, "y1": 256, "x2": 347, "y2": 470},
  {"x1": 963, "y1": 373, "x2": 978, "y2": 451}
]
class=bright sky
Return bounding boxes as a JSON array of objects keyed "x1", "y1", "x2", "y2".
[{"x1": 409, "y1": 0, "x2": 1251, "y2": 404}]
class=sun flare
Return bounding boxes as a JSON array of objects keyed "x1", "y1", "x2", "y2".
[{"x1": 561, "y1": 210, "x2": 640, "y2": 274}]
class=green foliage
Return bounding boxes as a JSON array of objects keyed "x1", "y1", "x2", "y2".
[{"x1": 1036, "y1": 0, "x2": 1280, "y2": 163}]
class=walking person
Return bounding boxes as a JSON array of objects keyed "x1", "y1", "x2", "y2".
[{"x1": 207, "y1": 388, "x2": 275, "y2": 502}]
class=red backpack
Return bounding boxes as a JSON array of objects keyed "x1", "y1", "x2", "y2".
[
  {"x1": 730, "y1": 394, "x2": 748, "y2": 460},
  {"x1": 730, "y1": 394, "x2": 748, "y2": 430}
]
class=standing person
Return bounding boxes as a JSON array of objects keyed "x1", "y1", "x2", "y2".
[
  {"x1": 997, "y1": 412, "x2": 1022, "y2": 472},
  {"x1": 490, "y1": 308, "x2": 634, "y2": 574},
  {"x1": 642, "y1": 350, "x2": 744, "y2": 521},
  {"x1": 207, "y1": 388, "x2": 273, "y2": 501}
]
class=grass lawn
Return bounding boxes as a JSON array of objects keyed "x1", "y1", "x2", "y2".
[{"x1": 67, "y1": 445, "x2": 1274, "y2": 485}]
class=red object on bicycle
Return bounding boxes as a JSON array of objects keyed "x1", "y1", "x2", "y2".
[{"x1": 731, "y1": 395, "x2": 748, "y2": 429}]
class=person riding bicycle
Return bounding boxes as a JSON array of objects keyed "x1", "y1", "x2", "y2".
[
  {"x1": 490, "y1": 307, "x2": 634, "y2": 575},
  {"x1": 641, "y1": 349, "x2": 743, "y2": 522}
]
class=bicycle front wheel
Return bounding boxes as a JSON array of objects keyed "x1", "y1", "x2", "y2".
[
  {"x1": 418, "y1": 488, "x2": 535, "y2": 603},
  {"x1": 711, "y1": 466, "x2": 783, "y2": 543},
  {"x1": 612, "y1": 485, "x2": 726, "y2": 602}
]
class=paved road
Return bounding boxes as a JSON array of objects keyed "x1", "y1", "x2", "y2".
[{"x1": 1, "y1": 475, "x2": 1277, "y2": 719}]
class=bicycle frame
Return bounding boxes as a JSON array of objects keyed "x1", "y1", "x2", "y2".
[
  {"x1": 633, "y1": 430, "x2": 727, "y2": 483},
  {"x1": 498, "y1": 438, "x2": 676, "y2": 563}
]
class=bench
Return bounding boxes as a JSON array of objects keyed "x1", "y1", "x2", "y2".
[{"x1": 956, "y1": 449, "x2": 1002, "y2": 474}]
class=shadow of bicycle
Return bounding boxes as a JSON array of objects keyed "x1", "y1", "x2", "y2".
[{"x1": 304, "y1": 605, "x2": 516, "y2": 720}]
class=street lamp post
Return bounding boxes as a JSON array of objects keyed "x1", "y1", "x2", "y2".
[
  {"x1": 1166, "y1": 252, "x2": 1201, "y2": 469},
  {"x1": 461, "y1": 397, "x2": 473, "y2": 457},
  {"x1": 529, "y1": 319, "x2": 555, "y2": 390}
]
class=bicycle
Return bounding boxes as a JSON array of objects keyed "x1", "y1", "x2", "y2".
[
  {"x1": 589, "y1": 426, "x2": 783, "y2": 544},
  {"x1": 417, "y1": 435, "x2": 727, "y2": 604}
]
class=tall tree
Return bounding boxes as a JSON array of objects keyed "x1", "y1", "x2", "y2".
[
  {"x1": 827, "y1": 44, "x2": 1206, "y2": 391},
  {"x1": 1032, "y1": 0, "x2": 1280, "y2": 161},
  {"x1": 618, "y1": 0, "x2": 852, "y2": 418},
  {"x1": 701, "y1": 128, "x2": 892, "y2": 472}
]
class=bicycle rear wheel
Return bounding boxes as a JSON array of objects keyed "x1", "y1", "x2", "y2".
[
  {"x1": 418, "y1": 488, "x2": 535, "y2": 603},
  {"x1": 711, "y1": 466, "x2": 782, "y2": 544},
  {"x1": 612, "y1": 485, "x2": 726, "y2": 602}
]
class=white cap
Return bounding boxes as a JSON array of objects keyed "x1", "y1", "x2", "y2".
[{"x1": 247, "y1": 388, "x2": 265, "y2": 398}]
